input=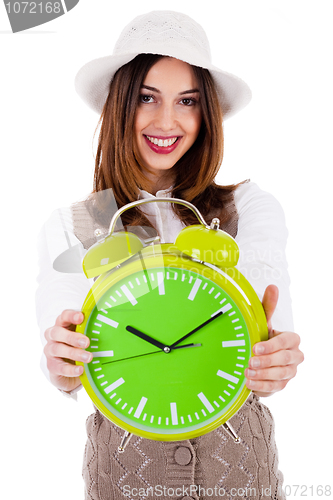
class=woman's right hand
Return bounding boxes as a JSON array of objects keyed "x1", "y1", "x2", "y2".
[{"x1": 44, "y1": 309, "x2": 92, "y2": 393}]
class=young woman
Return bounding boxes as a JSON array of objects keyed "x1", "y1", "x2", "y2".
[{"x1": 37, "y1": 10, "x2": 304, "y2": 500}]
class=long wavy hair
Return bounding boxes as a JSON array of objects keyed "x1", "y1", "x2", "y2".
[{"x1": 89, "y1": 54, "x2": 243, "y2": 229}]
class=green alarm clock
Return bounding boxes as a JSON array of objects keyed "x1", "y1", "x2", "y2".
[{"x1": 76, "y1": 198, "x2": 268, "y2": 451}]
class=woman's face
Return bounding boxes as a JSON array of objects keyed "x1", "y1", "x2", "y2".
[{"x1": 134, "y1": 57, "x2": 202, "y2": 189}]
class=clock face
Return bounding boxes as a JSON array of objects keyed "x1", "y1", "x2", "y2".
[{"x1": 78, "y1": 249, "x2": 260, "y2": 440}]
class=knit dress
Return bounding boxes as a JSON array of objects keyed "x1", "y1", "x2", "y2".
[{"x1": 70, "y1": 187, "x2": 286, "y2": 500}]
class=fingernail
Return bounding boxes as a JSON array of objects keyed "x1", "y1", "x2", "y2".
[
  {"x1": 74, "y1": 313, "x2": 82, "y2": 322},
  {"x1": 81, "y1": 352, "x2": 92, "y2": 362},
  {"x1": 252, "y1": 358, "x2": 260, "y2": 368},
  {"x1": 75, "y1": 366, "x2": 82, "y2": 375},
  {"x1": 255, "y1": 345, "x2": 264, "y2": 354},
  {"x1": 78, "y1": 339, "x2": 88, "y2": 348},
  {"x1": 248, "y1": 380, "x2": 256, "y2": 388},
  {"x1": 247, "y1": 369, "x2": 256, "y2": 377}
]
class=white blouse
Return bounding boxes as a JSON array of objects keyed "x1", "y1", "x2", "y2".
[{"x1": 35, "y1": 181, "x2": 294, "y2": 398}]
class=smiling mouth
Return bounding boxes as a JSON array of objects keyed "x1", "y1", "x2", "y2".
[{"x1": 145, "y1": 135, "x2": 179, "y2": 147}]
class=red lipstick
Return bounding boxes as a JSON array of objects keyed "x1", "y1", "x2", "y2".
[{"x1": 144, "y1": 135, "x2": 181, "y2": 154}]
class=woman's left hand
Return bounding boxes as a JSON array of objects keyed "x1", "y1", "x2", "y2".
[{"x1": 245, "y1": 284, "x2": 304, "y2": 397}]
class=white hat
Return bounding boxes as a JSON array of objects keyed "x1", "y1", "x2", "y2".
[{"x1": 75, "y1": 10, "x2": 252, "y2": 119}]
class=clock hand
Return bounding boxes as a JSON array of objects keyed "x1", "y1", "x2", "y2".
[
  {"x1": 170, "y1": 310, "x2": 224, "y2": 348},
  {"x1": 101, "y1": 343, "x2": 202, "y2": 365},
  {"x1": 126, "y1": 325, "x2": 169, "y2": 351}
]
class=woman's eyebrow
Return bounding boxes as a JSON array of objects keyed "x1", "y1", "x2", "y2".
[{"x1": 141, "y1": 85, "x2": 199, "y2": 95}]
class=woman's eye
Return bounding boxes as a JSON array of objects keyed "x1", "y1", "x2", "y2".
[
  {"x1": 180, "y1": 98, "x2": 197, "y2": 106},
  {"x1": 139, "y1": 94, "x2": 154, "y2": 103}
]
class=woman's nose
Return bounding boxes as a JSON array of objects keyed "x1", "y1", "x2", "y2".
[{"x1": 153, "y1": 103, "x2": 177, "y2": 131}]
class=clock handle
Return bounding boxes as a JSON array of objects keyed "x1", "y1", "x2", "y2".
[
  {"x1": 222, "y1": 421, "x2": 241, "y2": 443},
  {"x1": 108, "y1": 197, "x2": 210, "y2": 235},
  {"x1": 118, "y1": 431, "x2": 132, "y2": 453}
]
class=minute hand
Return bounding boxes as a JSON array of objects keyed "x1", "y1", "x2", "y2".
[{"x1": 170, "y1": 310, "x2": 224, "y2": 349}]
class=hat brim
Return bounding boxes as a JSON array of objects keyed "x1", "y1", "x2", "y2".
[{"x1": 75, "y1": 52, "x2": 251, "y2": 120}]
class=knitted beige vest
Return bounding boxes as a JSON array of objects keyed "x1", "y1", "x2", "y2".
[{"x1": 72, "y1": 195, "x2": 286, "y2": 500}]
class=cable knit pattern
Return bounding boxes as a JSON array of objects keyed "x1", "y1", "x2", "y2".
[
  {"x1": 82, "y1": 396, "x2": 285, "y2": 500},
  {"x1": 72, "y1": 194, "x2": 285, "y2": 500}
]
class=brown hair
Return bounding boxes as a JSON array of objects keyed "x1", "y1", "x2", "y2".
[{"x1": 90, "y1": 54, "x2": 243, "y2": 229}]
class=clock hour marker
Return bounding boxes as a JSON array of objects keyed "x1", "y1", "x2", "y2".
[
  {"x1": 198, "y1": 392, "x2": 215, "y2": 413},
  {"x1": 188, "y1": 415, "x2": 192, "y2": 422},
  {"x1": 217, "y1": 370, "x2": 239, "y2": 384},
  {"x1": 96, "y1": 314, "x2": 119, "y2": 328},
  {"x1": 188, "y1": 278, "x2": 202, "y2": 301},
  {"x1": 104, "y1": 377, "x2": 125, "y2": 394},
  {"x1": 222, "y1": 340, "x2": 246, "y2": 348},
  {"x1": 120, "y1": 285, "x2": 138, "y2": 306},
  {"x1": 157, "y1": 272, "x2": 165, "y2": 295},
  {"x1": 92, "y1": 350, "x2": 114, "y2": 358},
  {"x1": 212, "y1": 303, "x2": 232, "y2": 317},
  {"x1": 134, "y1": 397, "x2": 148, "y2": 418},
  {"x1": 170, "y1": 402, "x2": 178, "y2": 425},
  {"x1": 228, "y1": 311, "x2": 236, "y2": 316}
]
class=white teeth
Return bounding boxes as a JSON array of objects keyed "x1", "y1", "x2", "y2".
[{"x1": 146, "y1": 136, "x2": 178, "y2": 147}]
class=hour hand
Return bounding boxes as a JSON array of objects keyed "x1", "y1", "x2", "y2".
[{"x1": 125, "y1": 326, "x2": 169, "y2": 351}]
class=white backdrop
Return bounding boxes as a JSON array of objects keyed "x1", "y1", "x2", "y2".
[{"x1": 1, "y1": 1, "x2": 332, "y2": 499}]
